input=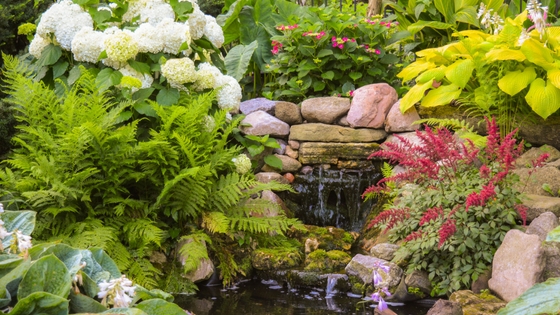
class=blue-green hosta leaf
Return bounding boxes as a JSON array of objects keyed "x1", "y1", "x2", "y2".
[
  {"x1": 497, "y1": 277, "x2": 560, "y2": 315},
  {"x1": 525, "y1": 78, "x2": 560, "y2": 119},
  {"x1": 69, "y1": 291, "x2": 107, "y2": 313},
  {"x1": 400, "y1": 79, "x2": 434, "y2": 112},
  {"x1": 421, "y1": 83, "x2": 462, "y2": 107},
  {"x1": 498, "y1": 67, "x2": 537, "y2": 96},
  {"x1": 18, "y1": 254, "x2": 72, "y2": 299},
  {"x1": 9, "y1": 291, "x2": 69, "y2": 315},
  {"x1": 135, "y1": 298, "x2": 186, "y2": 315},
  {"x1": 0, "y1": 259, "x2": 31, "y2": 307},
  {"x1": 1, "y1": 210, "x2": 35, "y2": 251},
  {"x1": 445, "y1": 59, "x2": 474, "y2": 89},
  {"x1": 485, "y1": 48, "x2": 527, "y2": 62},
  {"x1": 101, "y1": 307, "x2": 148, "y2": 315},
  {"x1": 225, "y1": 40, "x2": 258, "y2": 81},
  {"x1": 133, "y1": 286, "x2": 174, "y2": 303},
  {"x1": 546, "y1": 225, "x2": 560, "y2": 241},
  {"x1": 417, "y1": 66, "x2": 447, "y2": 84}
]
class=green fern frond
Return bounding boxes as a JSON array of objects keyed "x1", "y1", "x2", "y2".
[
  {"x1": 178, "y1": 232, "x2": 212, "y2": 274},
  {"x1": 380, "y1": 162, "x2": 393, "y2": 178},
  {"x1": 202, "y1": 211, "x2": 230, "y2": 234},
  {"x1": 414, "y1": 118, "x2": 475, "y2": 132},
  {"x1": 127, "y1": 258, "x2": 162, "y2": 289},
  {"x1": 123, "y1": 219, "x2": 164, "y2": 248}
]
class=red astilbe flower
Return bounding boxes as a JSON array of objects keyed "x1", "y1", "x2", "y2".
[
  {"x1": 465, "y1": 182, "x2": 496, "y2": 211},
  {"x1": 419, "y1": 206, "x2": 444, "y2": 226},
  {"x1": 438, "y1": 219, "x2": 457, "y2": 248},
  {"x1": 368, "y1": 208, "x2": 410, "y2": 232},
  {"x1": 404, "y1": 230, "x2": 424, "y2": 242},
  {"x1": 529, "y1": 153, "x2": 550, "y2": 175},
  {"x1": 515, "y1": 204, "x2": 528, "y2": 226},
  {"x1": 483, "y1": 117, "x2": 523, "y2": 173}
]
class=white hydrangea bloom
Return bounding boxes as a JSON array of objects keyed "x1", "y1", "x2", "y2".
[
  {"x1": 161, "y1": 57, "x2": 196, "y2": 85},
  {"x1": 29, "y1": 35, "x2": 51, "y2": 59},
  {"x1": 188, "y1": 4, "x2": 206, "y2": 40},
  {"x1": 193, "y1": 62, "x2": 221, "y2": 91},
  {"x1": 133, "y1": 23, "x2": 164, "y2": 54},
  {"x1": 203, "y1": 15, "x2": 224, "y2": 48},
  {"x1": 140, "y1": 0, "x2": 175, "y2": 25},
  {"x1": 36, "y1": 0, "x2": 93, "y2": 50},
  {"x1": 103, "y1": 27, "x2": 139, "y2": 69},
  {"x1": 72, "y1": 27, "x2": 106, "y2": 63},
  {"x1": 98, "y1": 275, "x2": 136, "y2": 308},
  {"x1": 122, "y1": 0, "x2": 150, "y2": 23},
  {"x1": 232, "y1": 154, "x2": 252, "y2": 175},
  {"x1": 156, "y1": 18, "x2": 192, "y2": 55},
  {"x1": 118, "y1": 65, "x2": 154, "y2": 92},
  {"x1": 215, "y1": 75, "x2": 242, "y2": 111}
]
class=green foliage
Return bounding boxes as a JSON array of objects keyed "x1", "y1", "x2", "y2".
[
  {"x1": 414, "y1": 118, "x2": 487, "y2": 147},
  {"x1": 264, "y1": 4, "x2": 403, "y2": 101}
]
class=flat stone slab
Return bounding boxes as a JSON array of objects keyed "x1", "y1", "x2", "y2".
[
  {"x1": 521, "y1": 194, "x2": 560, "y2": 222},
  {"x1": 301, "y1": 97, "x2": 350, "y2": 124},
  {"x1": 298, "y1": 142, "x2": 380, "y2": 165},
  {"x1": 289, "y1": 123, "x2": 387, "y2": 143}
]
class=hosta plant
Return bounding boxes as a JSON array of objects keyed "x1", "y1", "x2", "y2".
[
  {"x1": 397, "y1": 1, "x2": 560, "y2": 133},
  {"x1": 364, "y1": 117, "x2": 548, "y2": 296},
  {"x1": 0, "y1": 205, "x2": 190, "y2": 314}
]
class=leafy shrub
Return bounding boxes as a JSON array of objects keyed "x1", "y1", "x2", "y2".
[
  {"x1": 0, "y1": 206, "x2": 190, "y2": 314},
  {"x1": 364, "y1": 117, "x2": 548, "y2": 296},
  {"x1": 264, "y1": 5, "x2": 402, "y2": 101},
  {"x1": 0, "y1": 55, "x2": 302, "y2": 289}
]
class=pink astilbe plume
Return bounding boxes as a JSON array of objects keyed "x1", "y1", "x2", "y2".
[
  {"x1": 404, "y1": 230, "x2": 424, "y2": 242},
  {"x1": 368, "y1": 208, "x2": 410, "y2": 232},
  {"x1": 419, "y1": 206, "x2": 444, "y2": 226},
  {"x1": 515, "y1": 204, "x2": 528, "y2": 226},
  {"x1": 465, "y1": 182, "x2": 496, "y2": 211},
  {"x1": 483, "y1": 117, "x2": 523, "y2": 171},
  {"x1": 438, "y1": 219, "x2": 456, "y2": 248}
]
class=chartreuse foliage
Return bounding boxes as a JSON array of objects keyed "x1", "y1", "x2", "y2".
[
  {"x1": 0, "y1": 208, "x2": 187, "y2": 314},
  {"x1": 0, "y1": 54, "x2": 302, "y2": 289},
  {"x1": 398, "y1": 9, "x2": 560, "y2": 133}
]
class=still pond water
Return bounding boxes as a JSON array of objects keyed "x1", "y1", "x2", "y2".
[{"x1": 175, "y1": 279, "x2": 434, "y2": 315}]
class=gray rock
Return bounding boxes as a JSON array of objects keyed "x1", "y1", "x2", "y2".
[
  {"x1": 488, "y1": 229, "x2": 545, "y2": 302},
  {"x1": 288, "y1": 140, "x2": 300, "y2": 149},
  {"x1": 240, "y1": 110, "x2": 290, "y2": 137},
  {"x1": 384, "y1": 100, "x2": 421, "y2": 133},
  {"x1": 285, "y1": 145, "x2": 299, "y2": 159},
  {"x1": 513, "y1": 166, "x2": 560, "y2": 197},
  {"x1": 426, "y1": 299, "x2": 462, "y2": 315},
  {"x1": 300, "y1": 165, "x2": 313, "y2": 175},
  {"x1": 301, "y1": 97, "x2": 351, "y2": 124},
  {"x1": 515, "y1": 145, "x2": 560, "y2": 168},
  {"x1": 254, "y1": 190, "x2": 289, "y2": 217},
  {"x1": 526, "y1": 211, "x2": 559, "y2": 241},
  {"x1": 347, "y1": 83, "x2": 398, "y2": 128},
  {"x1": 290, "y1": 123, "x2": 387, "y2": 143},
  {"x1": 542, "y1": 241, "x2": 560, "y2": 281},
  {"x1": 298, "y1": 142, "x2": 380, "y2": 165},
  {"x1": 240, "y1": 97, "x2": 276, "y2": 115},
  {"x1": 390, "y1": 275, "x2": 420, "y2": 302},
  {"x1": 274, "y1": 101, "x2": 303, "y2": 125},
  {"x1": 262, "y1": 154, "x2": 302, "y2": 173},
  {"x1": 449, "y1": 290, "x2": 505, "y2": 315},
  {"x1": 336, "y1": 160, "x2": 374, "y2": 169},
  {"x1": 370, "y1": 243, "x2": 400, "y2": 261},
  {"x1": 520, "y1": 194, "x2": 560, "y2": 222},
  {"x1": 345, "y1": 254, "x2": 402, "y2": 289},
  {"x1": 273, "y1": 139, "x2": 287, "y2": 155},
  {"x1": 471, "y1": 268, "x2": 492, "y2": 294},
  {"x1": 338, "y1": 115, "x2": 350, "y2": 126},
  {"x1": 178, "y1": 239, "x2": 214, "y2": 283},
  {"x1": 255, "y1": 172, "x2": 289, "y2": 185},
  {"x1": 405, "y1": 270, "x2": 432, "y2": 297}
]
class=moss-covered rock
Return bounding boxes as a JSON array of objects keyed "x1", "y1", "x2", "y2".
[
  {"x1": 304, "y1": 249, "x2": 351, "y2": 273},
  {"x1": 290, "y1": 225, "x2": 357, "y2": 253},
  {"x1": 251, "y1": 247, "x2": 303, "y2": 270},
  {"x1": 449, "y1": 290, "x2": 506, "y2": 315}
]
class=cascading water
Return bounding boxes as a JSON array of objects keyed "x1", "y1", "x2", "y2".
[{"x1": 281, "y1": 166, "x2": 381, "y2": 231}]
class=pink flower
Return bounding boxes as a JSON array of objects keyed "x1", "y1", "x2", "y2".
[
  {"x1": 351, "y1": 38, "x2": 356, "y2": 42},
  {"x1": 338, "y1": 44, "x2": 344, "y2": 49},
  {"x1": 271, "y1": 40, "x2": 282, "y2": 55},
  {"x1": 342, "y1": 37, "x2": 348, "y2": 42},
  {"x1": 317, "y1": 31, "x2": 325, "y2": 39},
  {"x1": 375, "y1": 49, "x2": 381, "y2": 54},
  {"x1": 438, "y1": 219, "x2": 456, "y2": 248}
]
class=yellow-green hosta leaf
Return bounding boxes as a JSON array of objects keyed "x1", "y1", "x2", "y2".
[
  {"x1": 486, "y1": 48, "x2": 527, "y2": 62},
  {"x1": 498, "y1": 67, "x2": 537, "y2": 96},
  {"x1": 497, "y1": 18, "x2": 523, "y2": 45},
  {"x1": 417, "y1": 66, "x2": 447, "y2": 83},
  {"x1": 521, "y1": 38, "x2": 556, "y2": 70},
  {"x1": 397, "y1": 60, "x2": 434, "y2": 82},
  {"x1": 400, "y1": 79, "x2": 434, "y2": 112},
  {"x1": 548, "y1": 69, "x2": 560, "y2": 89},
  {"x1": 513, "y1": 9, "x2": 528, "y2": 25},
  {"x1": 525, "y1": 78, "x2": 560, "y2": 119},
  {"x1": 421, "y1": 83, "x2": 462, "y2": 107},
  {"x1": 407, "y1": 21, "x2": 454, "y2": 35},
  {"x1": 445, "y1": 59, "x2": 474, "y2": 88}
]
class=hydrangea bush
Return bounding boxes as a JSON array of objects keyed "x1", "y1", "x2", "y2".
[{"x1": 28, "y1": 0, "x2": 241, "y2": 112}]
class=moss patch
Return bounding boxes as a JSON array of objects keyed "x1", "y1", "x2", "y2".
[
  {"x1": 252, "y1": 246, "x2": 303, "y2": 270},
  {"x1": 304, "y1": 249, "x2": 351, "y2": 273}
]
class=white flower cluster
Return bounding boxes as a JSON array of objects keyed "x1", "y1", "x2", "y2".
[
  {"x1": 36, "y1": 0, "x2": 93, "y2": 50},
  {"x1": 203, "y1": 115, "x2": 216, "y2": 133},
  {"x1": 158, "y1": 18, "x2": 192, "y2": 55},
  {"x1": 215, "y1": 75, "x2": 242, "y2": 111},
  {"x1": 103, "y1": 28, "x2": 139, "y2": 69},
  {"x1": 232, "y1": 154, "x2": 252, "y2": 175},
  {"x1": 193, "y1": 62, "x2": 221, "y2": 91},
  {"x1": 188, "y1": 4, "x2": 207, "y2": 40},
  {"x1": 204, "y1": 15, "x2": 225, "y2": 49},
  {"x1": 119, "y1": 65, "x2": 154, "y2": 92},
  {"x1": 72, "y1": 27, "x2": 107, "y2": 63},
  {"x1": 98, "y1": 275, "x2": 136, "y2": 308},
  {"x1": 140, "y1": 0, "x2": 175, "y2": 25},
  {"x1": 527, "y1": 0, "x2": 548, "y2": 39},
  {"x1": 161, "y1": 57, "x2": 196, "y2": 85},
  {"x1": 477, "y1": 3, "x2": 504, "y2": 35}
]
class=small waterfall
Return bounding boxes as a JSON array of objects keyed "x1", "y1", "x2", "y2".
[{"x1": 325, "y1": 274, "x2": 338, "y2": 298}]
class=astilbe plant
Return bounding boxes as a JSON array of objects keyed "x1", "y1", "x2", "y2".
[{"x1": 364, "y1": 117, "x2": 549, "y2": 295}]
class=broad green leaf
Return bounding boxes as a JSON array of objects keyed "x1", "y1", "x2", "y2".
[
  {"x1": 18, "y1": 254, "x2": 72, "y2": 299},
  {"x1": 128, "y1": 60, "x2": 151, "y2": 74},
  {"x1": 483, "y1": 0, "x2": 504, "y2": 12},
  {"x1": 90, "y1": 7, "x2": 112, "y2": 25},
  {"x1": 133, "y1": 286, "x2": 174, "y2": 303},
  {"x1": 453, "y1": 30, "x2": 490, "y2": 41},
  {"x1": 321, "y1": 71, "x2": 335, "y2": 80},
  {"x1": 135, "y1": 298, "x2": 186, "y2": 315},
  {"x1": 397, "y1": 60, "x2": 434, "y2": 82},
  {"x1": 548, "y1": 69, "x2": 560, "y2": 90},
  {"x1": 67, "y1": 66, "x2": 82, "y2": 85},
  {"x1": 498, "y1": 67, "x2": 537, "y2": 96},
  {"x1": 132, "y1": 88, "x2": 155, "y2": 102},
  {"x1": 474, "y1": 86, "x2": 492, "y2": 111},
  {"x1": 69, "y1": 291, "x2": 107, "y2": 313},
  {"x1": 88, "y1": 248, "x2": 121, "y2": 281},
  {"x1": 96, "y1": 68, "x2": 123, "y2": 92},
  {"x1": 349, "y1": 72, "x2": 362, "y2": 81},
  {"x1": 313, "y1": 81, "x2": 325, "y2": 92},
  {"x1": 417, "y1": 66, "x2": 447, "y2": 84},
  {"x1": 521, "y1": 38, "x2": 556, "y2": 70},
  {"x1": 317, "y1": 49, "x2": 333, "y2": 58},
  {"x1": 0, "y1": 256, "x2": 23, "y2": 278},
  {"x1": 156, "y1": 88, "x2": 180, "y2": 106},
  {"x1": 407, "y1": 21, "x2": 454, "y2": 35},
  {"x1": 225, "y1": 40, "x2": 258, "y2": 81},
  {"x1": 421, "y1": 83, "x2": 462, "y2": 107},
  {"x1": 525, "y1": 78, "x2": 560, "y2": 119},
  {"x1": 9, "y1": 291, "x2": 69, "y2": 315},
  {"x1": 497, "y1": 278, "x2": 560, "y2": 315},
  {"x1": 455, "y1": 7, "x2": 479, "y2": 27},
  {"x1": 445, "y1": 59, "x2": 474, "y2": 89},
  {"x1": 254, "y1": 0, "x2": 273, "y2": 27},
  {"x1": 36, "y1": 44, "x2": 62, "y2": 67},
  {"x1": 434, "y1": 0, "x2": 455, "y2": 23},
  {"x1": 37, "y1": 244, "x2": 85, "y2": 276},
  {"x1": 134, "y1": 101, "x2": 157, "y2": 117},
  {"x1": 485, "y1": 48, "x2": 526, "y2": 62},
  {"x1": 264, "y1": 155, "x2": 283, "y2": 170},
  {"x1": 1, "y1": 210, "x2": 35, "y2": 250},
  {"x1": 101, "y1": 308, "x2": 148, "y2": 315},
  {"x1": 0, "y1": 259, "x2": 31, "y2": 307},
  {"x1": 52, "y1": 61, "x2": 69, "y2": 79},
  {"x1": 400, "y1": 79, "x2": 434, "y2": 112}
]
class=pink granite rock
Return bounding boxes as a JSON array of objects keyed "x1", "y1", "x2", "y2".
[
  {"x1": 385, "y1": 99, "x2": 421, "y2": 133},
  {"x1": 347, "y1": 83, "x2": 398, "y2": 128}
]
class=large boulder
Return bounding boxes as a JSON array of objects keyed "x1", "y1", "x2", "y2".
[
  {"x1": 252, "y1": 247, "x2": 302, "y2": 270},
  {"x1": 261, "y1": 154, "x2": 302, "y2": 173},
  {"x1": 488, "y1": 229, "x2": 545, "y2": 302},
  {"x1": 289, "y1": 123, "x2": 387, "y2": 143},
  {"x1": 384, "y1": 100, "x2": 421, "y2": 133},
  {"x1": 301, "y1": 97, "x2": 351, "y2": 124},
  {"x1": 275, "y1": 101, "x2": 303, "y2": 125},
  {"x1": 347, "y1": 83, "x2": 398, "y2": 128},
  {"x1": 514, "y1": 145, "x2": 560, "y2": 168},
  {"x1": 177, "y1": 239, "x2": 215, "y2": 283},
  {"x1": 520, "y1": 194, "x2": 560, "y2": 222},
  {"x1": 370, "y1": 243, "x2": 400, "y2": 261},
  {"x1": 426, "y1": 299, "x2": 462, "y2": 315},
  {"x1": 449, "y1": 290, "x2": 506, "y2": 315},
  {"x1": 345, "y1": 254, "x2": 402, "y2": 292},
  {"x1": 513, "y1": 166, "x2": 560, "y2": 196},
  {"x1": 240, "y1": 110, "x2": 290, "y2": 137},
  {"x1": 255, "y1": 172, "x2": 290, "y2": 185},
  {"x1": 526, "y1": 211, "x2": 559, "y2": 241}
]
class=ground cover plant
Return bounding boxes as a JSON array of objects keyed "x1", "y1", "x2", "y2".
[
  {"x1": 364, "y1": 117, "x2": 549, "y2": 296},
  {"x1": 0, "y1": 55, "x2": 302, "y2": 291}
]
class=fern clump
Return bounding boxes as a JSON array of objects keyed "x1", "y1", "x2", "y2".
[{"x1": 0, "y1": 55, "x2": 303, "y2": 290}]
